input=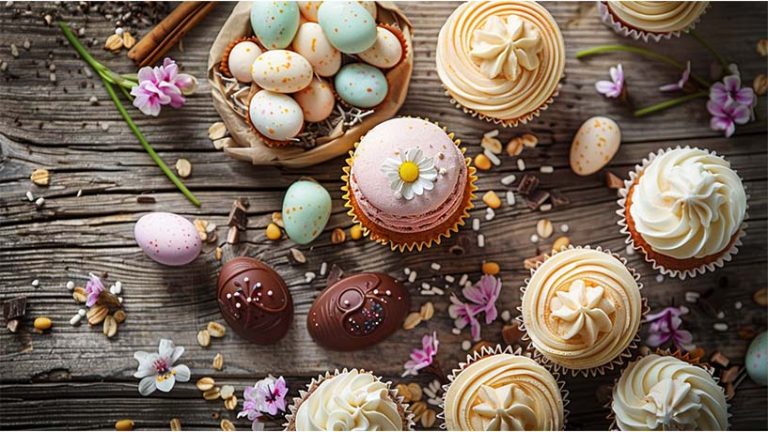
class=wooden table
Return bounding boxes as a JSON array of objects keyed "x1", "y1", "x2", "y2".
[{"x1": 1, "y1": 2, "x2": 766, "y2": 430}]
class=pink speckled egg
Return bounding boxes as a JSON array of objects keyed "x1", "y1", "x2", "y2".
[{"x1": 134, "y1": 212, "x2": 202, "y2": 266}]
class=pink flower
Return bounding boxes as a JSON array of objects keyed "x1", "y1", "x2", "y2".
[
  {"x1": 449, "y1": 295, "x2": 481, "y2": 341},
  {"x1": 645, "y1": 307, "x2": 694, "y2": 351},
  {"x1": 239, "y1": 376, "x2": 288, "y2": 430},
  {"x1": 595, "y1": 64, "x2": 624, "y2": 98},
  {"x1": 707, "y1": 99, "x2": 751, "y2": 137},
  {"x1": 463, "y1": 275, "x2": 501, "y2": 324},
  {"x1": 85, "y1": 273, "x2": 105, "y2": 307},
  {"x1": 403, "y1": 331, "x2": 439, "y2": 377},
  {"x1": 130, "y1": 58, "x2": 197, "y2": 116},
  {"x1": 709, "y1": 74, "x2": 755, "y2": 107},
  {"x1": 659, "y1": 61, "x2": 691, "y2": 92}
]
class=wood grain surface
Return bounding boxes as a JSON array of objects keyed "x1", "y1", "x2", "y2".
[{"x1": 1, "y1": 1, "x2": 766, "y2": 430}]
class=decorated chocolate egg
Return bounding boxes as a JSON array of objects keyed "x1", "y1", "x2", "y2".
[
  {"x1": 282, "y1": 179, "x2": 332, "y2": 244},
  {"x1": 570, "y1": 116, "x2": 621, "y2": 176},
  {"x1": 251, "y1": 50, "x2": 313, "y2": 94},
  {"x1": 291, "y1": 22, "x2": 341, "y2": 77},
  {"x1": 297, "y1": 1, "x2": 322, "y2": 22},
  {"x1": 134, "y1": 212, "x2": 201, "y2": 266},
  {"x1": 250, "y1": 1, "x2": 300, "y2": 49},
  {"x1": 227, "y1": 40, "x2": 262, "y2": 83},
  {"x1": 248, "y1": 90, "x2": 304, "y2": 141},
  {"x1": 334, "y1": 63, "x2": 388, "y2": 108},
  {"x1": 358, "y1": 26, "x2": 404, "y2": 69},
  {"x1": 317, "y1": 1, "x2": 377, "y2": 54},
  {"x1": 294, "y1": 77, "x2": 335, "y2": 122},
  {"x1": 746, "y1": 331, "x2": 768, "y2": 386}
]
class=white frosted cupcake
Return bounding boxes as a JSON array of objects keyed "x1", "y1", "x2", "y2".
[{"x1": 598, "y1": 1, "x2": 710, "y2": 42}]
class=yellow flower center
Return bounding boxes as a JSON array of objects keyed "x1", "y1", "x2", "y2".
[{"x1": 398, "y1": 161, "x2": 420, "y2": 183}]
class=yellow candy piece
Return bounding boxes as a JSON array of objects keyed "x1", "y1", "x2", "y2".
[
  {"x1": 398, "y1": 161, "x2": 420, "y2": 183},
  {"x1": 265, "y1": 223, "x2": 282, "y2": 241}
]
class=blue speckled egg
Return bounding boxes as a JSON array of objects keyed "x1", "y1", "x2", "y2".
[
  {"x1": 282, "y1": 180, "x2": 332, "y2": 245},
  {"x1": 746, "y1": 331, "x2": 768, "y2": 386},
  {"x1": 317, "y1": 1, "x2": 377, "y2": 54},
  {"x1": 334, "y1": 63, "x2": 388, "y2": 108},
  {"x1": 250, "y1": 1, "x2": 300, "y2": 49}
]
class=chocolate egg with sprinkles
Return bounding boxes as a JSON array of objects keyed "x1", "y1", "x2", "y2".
[{"x1": 308, "y1": 272, "x2": 410, "y2": 351}]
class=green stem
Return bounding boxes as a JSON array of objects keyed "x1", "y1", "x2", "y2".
[
  {"x1": 118, "y1": 84, "x2": 134, "y2": 102},
  {"x1": 634, "y1": 91, "x2": 708, "y2": 117},
  {"x1": 689, "y1": 30, "x2": 728, "y2": 70}
]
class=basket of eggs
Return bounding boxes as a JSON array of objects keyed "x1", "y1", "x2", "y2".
[{"x1": 207, "y1": 1, "x2": 413, "y2": 168}]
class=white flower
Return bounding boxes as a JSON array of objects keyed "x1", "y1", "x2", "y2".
[
  {"x1": 380, "y1": 148, "x2": 438, "y2": 200},
  {"x1": 133, "y1": 338, "x2": 191, "y2": 396}
]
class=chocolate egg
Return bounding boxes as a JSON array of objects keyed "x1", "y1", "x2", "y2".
[
  {"x1": 217, "y1": 257, "x2": 293, "y2": 345},
  {"x1": 291, "y1": 22, "x2": 341, "y2": 77},
  {"x1": 294, "y1": 77, "x2": 335, "y2": 122},
  {"x1": 334, "y1": 63, "x2": 388, "y2": 108},
  {"x1": 570, "y1": 116, "x2": 621, "y2": 176},
  {"x1": 251, "y1": 50, "x2": 313, "y2": 94},
  {"x1": 134, "y1": 212, "x2": 201, "y2": 266},
  {"x1": 358, "y1": 27, "x2": 404, "y2": 69},
  {"x1": 317, "y1": 1, "x2": 377, "y2": 54},
  {"x1": 227, "y1": 40, "x2": 262, "y2": 83},
  {"x1": 250, "y1": 1, "x2": 300, "y2": 49},
  {"x1": 308, "y1": 273, "x2": 410, "y2": 351},
  {"x1": 248, "y1": 90, "x2": 304, "y2": 141}
]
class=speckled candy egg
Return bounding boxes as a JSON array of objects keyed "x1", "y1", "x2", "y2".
[
  {"x1": 294, "y1": 77, "x2": 335, "y2": 122},
  {"x1": 317, "y1": 1, "x2": 377, "y2": 54},
  {"x1": 746, "y1": 331, "x2": 768, "y2": 386},
  {"x1": 227, "y1": 40, "x2": 262, "y2": 83},
  {"x1": 134, "y1": 212, "x2": 201, "y2": 266},
  {"x1": 250, "y1": 1, "x2": 300, "y2": 49},
  {"x1": 298, "y1": 1, "x2": 322, "y2": 22},
  {"x1": 569, "y1": 116, "x2": 621, "y2": 176},
  {"x1": 248, "y1": 90, "x2": 304, "y2": 141},
  {"x1": 334, "y1": 63, "x2": 388, "y2": 108},
  {"x1": 282, "y1": 180, "x2": 332, "y2": 245},
  {"x1": 291, "y1": 22, "x2": 341, "y2": 77},
  {"x1": 358, "y1": 27, "x2": 404, "y2": 69},
  {"x1": 251, "y1": 50, "x2": 313, "y2": 94}
]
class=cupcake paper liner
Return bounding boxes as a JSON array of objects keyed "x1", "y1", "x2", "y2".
[
  {"x1": 283, "y1": 368, "x2": 415, "y2": 431},
  {"x1": 617, "y1": 146, "x2": 749, "y2": 280},
  {"x1": 516, "y1": 245, "x2": 649, "y2": 378},
  {"x1": 444, "y1": 83, "x2": 562, "y2": 128},
  {"x1": 218, "y1": 36, "x2": 262, "y2": 79},
  {"x1": 341, "y1": 118, "x2": 478, "y2": 253},
  {"x1": 438, "y1": 344, "x2": 570, "y2": 430},
  {"x1": 597, "y1": 1, "x2": 710, "y2": 43}
]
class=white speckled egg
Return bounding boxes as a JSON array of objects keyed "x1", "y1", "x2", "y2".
[
  {"x1": 298, "y1": 1, "x2": 322, "y2": 22},
  {"x1": 291, "y1": 22, "x2": 341, "y2": 77},
  {"x1": 358, "y1": 27, "x2": 403, "y2": 69},
  {"x1": 282, "y1": 179, "x2": 332, "y2": 245},
  {"x1": 134, "y1": 212, "x2": 201, "y2": 266},
  {"x1": 569, "y1": 116, "x2": 621, "y2": 176},
  {"x1": 249, "y1": 90, "x2": 304, "y2": 141},
  {"x1": 357, "y1": 1, "x2": 377, "y2": 20},
  {"x1": 227, "y1": 40, "x2": 262, "y2": 83},
  {"x1": 334, "y1": 63, "x2": 388, "y2": 108},
  {"x1": 317, "y1": 1, "x2": 377, "y2": 54},
  {"x1": 250, "y1": 50, "x2": 313, "y2": 94},
  {"x1": 294, "y1": 77, "x2": 335, "y2": 122},
  {"x1": 250, "y1": 1, "x2": 300, "y2": 49},
  {"x1": 746, "y1": 331, "x2": 768, "y2": 386}
]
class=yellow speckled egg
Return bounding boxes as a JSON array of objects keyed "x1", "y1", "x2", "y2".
[
  {"x1": 570, "y1": 116, "x2": 621, "y2": 176},
  {"x1": 298, "y1": 1, "x2": 322, "y2": 22},
  {"x1": 250, "y1": 50, "x2": 313, "y2": 94},
  {"x1": 294, "y1": 77, "x2": 335, "y2": 122},
  {"x1": 291, "y1": 22, "x2": 341, "y2": 77},
  {"x1": 358, "y1": 27, "x2": 403, "y2": 69},
  {"x1": 227, "y1": 40, "x2": 263, "y2": 83},
  {"x1": 249, "y1": 90, "x2": 304, "y2": 141}
]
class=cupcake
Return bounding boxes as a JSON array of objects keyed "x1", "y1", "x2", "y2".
[
  {"x1": 441, "y1": 345, "x2": 567, "y2": 431},
  {"x1": 436, "y1": 1, "x2": 565, "y2": 126},
  {"x1": 341, "y1": 117, "x2": 477, "y2": 252},
  {"x1": 599, "y1": 1, "x2": 709, "y2": 42},
  {"x1": 285, "y1": 369, "x2": 413, "y2": 430},
  {"x1": 618, "y1": 147, "x2": 748, "y2": 279},
  {"x1": 610, "y1": 352, "x2": 729, "y2": 430},
  {"x1": 519, "y1": 246, "x2": 645, "y2": 375}
]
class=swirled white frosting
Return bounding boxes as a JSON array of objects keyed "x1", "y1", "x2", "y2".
[
  {"x1": 469, "y1": 15, "x2": 543, "y2": 81},
  {"x1": 550, "y1": 279, "x2": 616, "y2": 346},
  {"x1": 629, "y1": 148, "x2": 747, "y2": 260},
  {"x1": 606, "y1": 1, "x2": 709, "y2": 33},
  {"x1": 612, "y1": 354, "x2": 728, "y2": 430},
  {"x1": 295, "y1": 370, "x2": 403, "y2": 431}
]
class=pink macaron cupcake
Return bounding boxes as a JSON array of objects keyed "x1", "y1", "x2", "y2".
[{"x1": 342, "y1": 117, "x2": 477, "y2": 252}]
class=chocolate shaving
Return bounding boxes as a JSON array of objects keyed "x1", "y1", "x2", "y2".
[
  {"x1": 3, "y1": 296, "x2": 27, "y2": 321},
  {"x1": 136, "y1": 195, "x2": 156, "y2": 204},
  {"x1": 549, "y1": 190, "x2": 570, "y2": 208},
  {"x1": 326, "y1": 264, "x2": 345, "y2": 288},
  {"x1": 605, "y1": 171, "x2": 624, "y2": 190},
  {"x1": 516, "y1": 174, "x2": 539, "y2": 196},
  {"x1": 226, "y1": 226, "x2": 239, "y2": 245},
  {"x1": 526, "y1": 190, "x2": 550, "y2": 210},
  {"x1": 502, "y1": 322, "x2": 524, "y2": 346},
  {"x1": 710, "y1": 351, "x2": 730, "y2": 368},
  {"x1": 227, "y1": 200, "x2": 248, "y2": 230}
]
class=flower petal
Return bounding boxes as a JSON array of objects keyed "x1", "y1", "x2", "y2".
[
  {"x1": 158, "y1": 339, "x2": 175, "y2": 360},
  {"x1": 173, "y1": 364, "x2": 191, "y2": 382},
  {"x1": 155, "y1": 373, "x2": 176, "y2": 392},
  {"x1": 138, "y1": 376, "x2": 157, "y2": 396}
]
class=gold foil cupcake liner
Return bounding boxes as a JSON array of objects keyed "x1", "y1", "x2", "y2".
[
  {"x1": 283, "y1": 368, "x2": 415, "y2": 431},
  {"x1": 341, "y1": 117, "x2": 478, "y2": 253},
  {"x1": 516, "y1": 245, "x2": 649, "y2": 378},
  {"x1": 597, "y1": 1, "x2": 710, "y2": 43},
  {"x1": 438, "y1": 344, "x2": 570, "y2": 431},
  {"x1": 617, "y1": 146, "x2": 748, "y2": 280},
  {"x1": 444, "y1": 83, "x2": 562, "y2": 128}
]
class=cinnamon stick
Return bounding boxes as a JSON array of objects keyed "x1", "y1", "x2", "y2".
[{"x1": 128, "y1": 1, "x2": 217, "y2": 68}]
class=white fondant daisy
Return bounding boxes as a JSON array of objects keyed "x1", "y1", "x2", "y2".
[{"x1": 380, "y1": 148, "x2": 438, "y2": 200}]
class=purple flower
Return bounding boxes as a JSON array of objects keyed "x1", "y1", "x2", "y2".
[
  {"x1": 403, "y1": 331, "x2": 439, "y2": 377},
  {"x1": 595, "y1": 64, "x2": 624, "y2": 98},
  {"x1": 659, "y1": 61, "x2": 691, "y2": 92},
  {"x1": 448, "y1": 295, "x2": 481, "y2": 341},
  {"x1": 707, "y1": 99, "x2": 751, "y2": 137},
  {"x1": 645, "y1": 307, "x2": 694, "y2": 351},
  {"x1": 130, "y1": 58, "x2": 197, "y2": 116},
  {"x1": 84, "y1": 273, "x2": 105, "y2": 307},
  {"x1": 463, "y1": 275, "x2": 501, "y2": 324},
  {"x1": 239, "y1": 376, "x2": 288, "y2": 430},
  {"x1": 710, "y1": 74, "x2": 755, "y2": 107}
]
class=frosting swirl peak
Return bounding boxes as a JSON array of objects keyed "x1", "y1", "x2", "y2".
[
  {"x1": 550, "y1": 279, "x2": 615, "y2": 346},
  {"x1": 470, "y1": 15, "x2": 543, "y2": 81}
]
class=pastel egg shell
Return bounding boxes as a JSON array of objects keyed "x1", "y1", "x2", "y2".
[
  {"x1": 282, "y1": 180, "x2": 332, "y2": 245},
  {"x1": 358, "y1": 26, "x2": 403, "y2": 69},
  {"x1": 291, "y1": 22, "x2": 342, "y2": 77},
  {"x1": 298, "y1": 1, "x2": 322, "y2": 22},
  {"x1": 250, "y1": 1, "x2": 300, "y2": 49},
  {"x1": 250, "y1": 50, "x2": 314, "y2": 94},
  {"x1": 134, "y1": 212, "x2": 202, "y2": 266},
  {"x1": 746, "y1": 331, "x2": 768, "y2": 386},
  {"x1": 227, "y1": 40, "x2": 262, "y2": 83},
  {"x1": 249, "y1": 90, "x2": 304, "y2": 141},
  {"x1": 569, "y1": 116, "x2": 621, "y2": 176},
  {"x1": 317, "y1": 1, "x2": 377, "y2": 54},
  {"x1": 334, "y1": 63, "x2": 388, "y2": 108},
  {"x1": 294, "y1": 77, "x2": 336, "y2": 122},
  {"x1": 357, "y1": 1, "x2": 378, "y2": 20}
]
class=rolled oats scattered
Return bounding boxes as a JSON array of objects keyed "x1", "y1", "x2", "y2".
[{"x1": 197, "y1": 329, "x2": 211, "y2": 347}]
